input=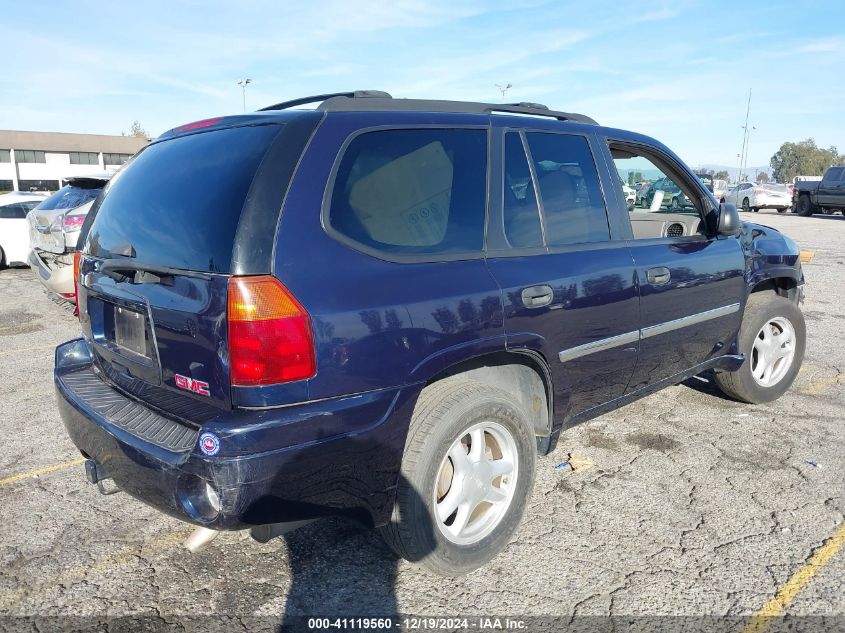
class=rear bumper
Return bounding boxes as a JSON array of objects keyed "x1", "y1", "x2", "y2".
[
  {"x1": 29, "y1": 249, "x2": 75, "y2": 300},
  {"x1": 55, "y1": 338, "x2": 416, "y2": 530},
  {"x1": 753, "y1": 197, "x2": 791, "y2": 209}
]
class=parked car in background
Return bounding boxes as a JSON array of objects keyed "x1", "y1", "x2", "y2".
[
  {"x1": 713, "y1": 179, "x2": 730, "y2": 202},
  {"x1": 634, "y1": 181, "x2": 652, "y2": 206},
  {"x1": 54, "y1": 91, "x2": 805, "y2": 576},
  {"x1": 725, "y1": 182, "x2": 792, "y2": 213},
  {"x1": 0, "y1": 192, "x2": 47, "y2": 268},
  {"x1": 28, "y1": 173, "x2": 111, "y2": 301},
  {"x1": 622, "y1": 183, "x2": 636, "y2": 209},
  {"x1": 793, "y1": 166, "x2": 845, "y2": 216},
  {"x1": 640, "y1": 177, "x2": 689, "y2": 210}
]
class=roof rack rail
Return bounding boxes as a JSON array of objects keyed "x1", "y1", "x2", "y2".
[
  {"x1": 486, "y1": 102, "x2": 596, "y2": 124},
  {"x1": 258, "y1": 90, "x2": 391, "y2": 112},
  {"x1": 317, "y1": 95, "x2": 597, "y2": 125},
  {"x1": 259, "y1": 90, "x2": 597, "y2": 125}
]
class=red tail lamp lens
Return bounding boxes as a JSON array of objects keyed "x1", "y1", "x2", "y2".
[
  {"x1": 72, "y1": 252, "x2": 81, "y2": 314},
  {"x1": 227, "y1": 276, "x2": 316, "y2": 386}
]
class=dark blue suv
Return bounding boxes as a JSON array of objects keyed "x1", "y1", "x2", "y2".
[{"x1": 55, "y1": 91, "x2": 806, "y2": 575}]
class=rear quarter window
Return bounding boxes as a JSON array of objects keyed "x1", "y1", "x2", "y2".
[{"x1": 326, "y1": 128, "x2": 488, "y2": 259}]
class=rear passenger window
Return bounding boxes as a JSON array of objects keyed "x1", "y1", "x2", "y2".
[
  {"x1": 524, "y1": 133, "x2": 609, "y2": 246},
  {"x1": 0, "y1": 203, "x2": 29, "y2": 219},
  {"x1": 327, "y1": 128, "x2": 487, "y2": 257},
  {"x1": 503, "y1": 132, "x2": 543, "y2": 248}
]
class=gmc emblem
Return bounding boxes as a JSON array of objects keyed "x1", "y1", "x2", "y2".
[{"x1": 174, "y1": 374, "x2": 211, "y2": 397}]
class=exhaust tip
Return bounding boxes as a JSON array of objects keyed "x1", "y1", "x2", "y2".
[{"x1": 184, "y1": 527, "x2": 220, "y2": 553}]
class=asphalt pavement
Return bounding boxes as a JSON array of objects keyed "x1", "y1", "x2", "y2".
[{"x1": 0, "y1": 210, "x2": 842, "y2": 632}]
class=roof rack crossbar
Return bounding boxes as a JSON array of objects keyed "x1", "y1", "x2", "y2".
[{"x1": 259, "y1": 90, "x2": 392, "y2": 112}]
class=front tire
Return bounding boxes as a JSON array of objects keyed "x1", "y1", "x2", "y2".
[
  {"x1": 714, "y1": 293, "x2": 805, "y2": 404},
  {"x1": 742, "y1": 197, "x2": 751, "y2": 213},
  {"x1": 379, "y1": 379, "x2": 536, "y2": 576}
]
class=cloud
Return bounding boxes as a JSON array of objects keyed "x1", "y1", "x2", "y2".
[
  {"x1": 797, "y1": 37, "x2": 844, "y2": 53},
  {"x1": 630, "y1": 6, "x2": 680, "y2": 23}
]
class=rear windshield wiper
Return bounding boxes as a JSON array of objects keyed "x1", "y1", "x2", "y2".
[{"x1": 98, "y1": 259, "x2": 210, "y2": 284}]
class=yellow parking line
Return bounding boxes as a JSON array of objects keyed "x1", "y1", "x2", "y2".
[
  {"x1": 742, "y1": 522, "x2": 845, "y2": 633},
  {"x1": 799, "y1": 251, "x2": 815, "y2": 264},
  {"x1": 800, "y1": 374, "x2": 845, "y2": 395},
  {"x1": 0, "y1": 343, "x2": 56, "y2": 357},
  {"x1": 0, "y1": 459, "x2": 85, "y2": 487}
]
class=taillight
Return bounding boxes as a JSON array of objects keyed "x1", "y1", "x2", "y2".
[
  {"x1": 72, "y1": 252, "x2": 81, "y2": 317},
  {"x1": 63, "y1": 214, "x2": 86, "y2": 231},
  {"x1": 227, "y1": 276, "x2": 316, "y2": 386}
]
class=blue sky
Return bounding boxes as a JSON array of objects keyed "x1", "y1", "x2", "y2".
[{"x1": 3, "y1": 0, "x2": 843, "y2": 169}]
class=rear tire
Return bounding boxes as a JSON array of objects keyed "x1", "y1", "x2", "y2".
[
  {"x1": 796, "y1": 195, "x2": 814, "y2": 217},
  {"x1": 742, "y1": 197, "x2": 751, "y2": 213},
  {"x1": 714, "y1": 293, "x2": 805, "y2": 404},
  {"x1": 0, "y1": 247, "x2": 6, "y2": 270},
  {"x1": 379, "y1": 379, "x2": 536, "y2": 576}
]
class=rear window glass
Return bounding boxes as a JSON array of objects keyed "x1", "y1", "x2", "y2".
[
  {"x1": 327, "y1": 128, "x2": 487, "y2": 258},
  {"x1": 86, "y1": 124, "x2": 282, "y2": 272},
  {"x1": 37, "y1": 183, "x2": 103, "y2": 211}
]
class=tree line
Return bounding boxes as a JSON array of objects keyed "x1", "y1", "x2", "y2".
[{"x1": 770, "y1": 138, "x2": 843, "y2": 183}]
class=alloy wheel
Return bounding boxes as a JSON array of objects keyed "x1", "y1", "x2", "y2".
[
  {"x1": 433, "y1": 421, "x2": 518, "y2": 545},
  {"x1": 751, "y1": 316, "x2": 796, "y2": 387}
]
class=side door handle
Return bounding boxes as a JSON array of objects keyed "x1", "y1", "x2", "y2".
[
  {"x1": 646, "y1": 267, "x2": 671, "y2": 286},
  {"x1": 521, "y1": 284, "x2": 554, "y2": 308}
]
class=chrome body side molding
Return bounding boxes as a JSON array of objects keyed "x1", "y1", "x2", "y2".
[{"x1": 558, "y1": 303, "x2": 741, "y2": 363}]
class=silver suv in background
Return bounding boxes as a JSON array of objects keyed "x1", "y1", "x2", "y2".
[{"x1": 28, "y1": 173, "x2": 112, "y2": 302}]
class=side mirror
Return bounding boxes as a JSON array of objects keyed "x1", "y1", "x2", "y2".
[{"x1": 718, "y1": 202, "x2": 741, "y2": 236}]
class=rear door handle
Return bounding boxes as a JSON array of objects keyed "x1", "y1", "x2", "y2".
[
  {"x1": 521, "y1": 285, "x2": 554, "y2": 308},
  {"x1": 646, "y1": 267, "x2": 671, "y2": 285}
]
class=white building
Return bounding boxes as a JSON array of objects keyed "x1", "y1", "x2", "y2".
[{"x1": 0, "y1": 130, "x2": 149, "y2": 193}]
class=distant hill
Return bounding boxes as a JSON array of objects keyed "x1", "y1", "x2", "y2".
[
  {"x1": 617, "y1": 164, "x2": 776, "y2": 184},
  {"x1": 697, "y1": 164, "x2": 773, "y2": 182},
  {"x1": 617, "y1": 168, "x2": 663, "y2": 183}
]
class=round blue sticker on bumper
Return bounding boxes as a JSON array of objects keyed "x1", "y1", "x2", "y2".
[{"x1": 199, "y1": 432, "x2": 220, "y2": 456}]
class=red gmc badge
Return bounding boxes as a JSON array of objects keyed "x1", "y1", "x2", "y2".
[{"x1": 174, "y1": 373, "x2": 211, "y2": 397}]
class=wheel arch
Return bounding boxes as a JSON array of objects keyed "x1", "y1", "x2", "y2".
[
  {"x1": 749, "y1": 276, "x2": 800, "y2": 303},
  {"x1": 423, "y1": 349, "x2": 554, "y2": 454}
]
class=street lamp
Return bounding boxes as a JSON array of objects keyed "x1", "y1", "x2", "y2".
[
  {"x1": 495, "y1": 83, "x2": 512, "y2": 99},
  {"x1": 236, "y1": 78, "x2": 252, "y2": 113}
]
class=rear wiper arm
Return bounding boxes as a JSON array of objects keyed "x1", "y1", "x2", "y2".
[{"x1": 98, "y1": 259, "x2": 209, "y2": 283}]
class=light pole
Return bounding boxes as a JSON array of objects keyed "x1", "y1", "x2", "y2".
[
  {"x1": 738, "y1": 88, "x2": 751, "y2": 182},
  {"x1": 236, "y1": 78, "x2": 252, "y2": 112},
  {"x1": 495, "y1": 83, "x2": 512, "y2": 100},
  {"x1": 742, "y1": 124, "x2": 756, "y2": 183}
]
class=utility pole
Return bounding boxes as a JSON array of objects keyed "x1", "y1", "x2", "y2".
[
  {"x1": 495, "y1": 83, "x2": 512, "y2": 99},
  {"x1": 742, "y1": 124, "x2": 756, "y2": 183},
  {"x1": 236, "y1": 78, "x2": 252, "y2": 112},
  {"x1": 738, "y1": 88, "x2": 751, "y2": 182}
]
